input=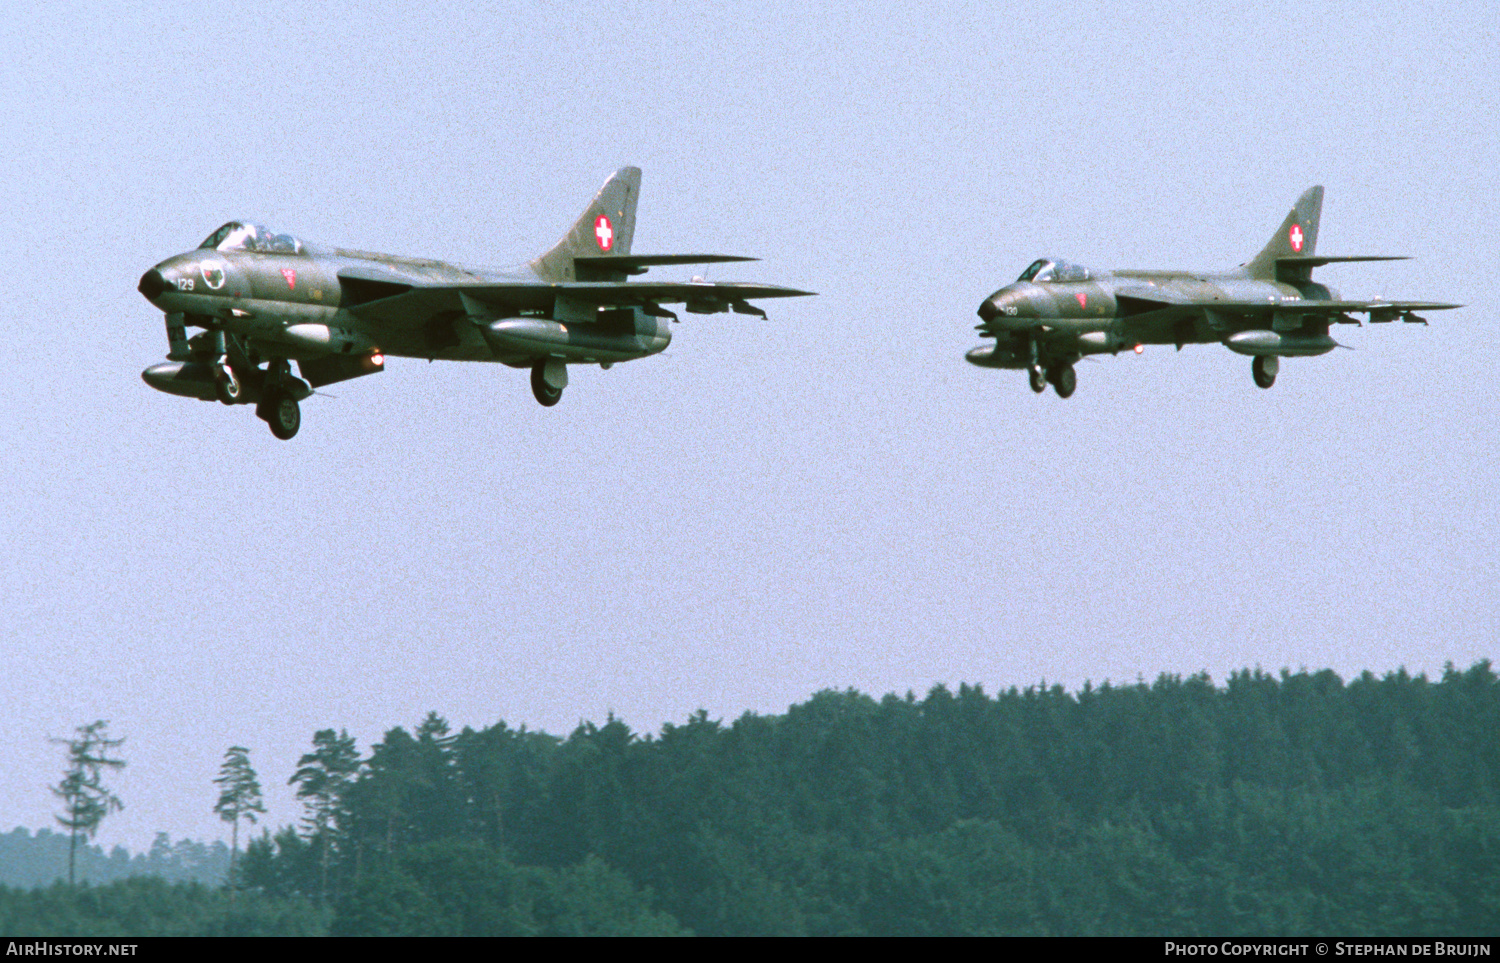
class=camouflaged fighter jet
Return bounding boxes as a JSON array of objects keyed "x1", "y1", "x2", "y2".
[
  {"x1": 138, "y1": 167, "x2": 813, "y2": 439},
  {"x1": 968, "y1": 186, "x2": 1459, "y2": 396}
]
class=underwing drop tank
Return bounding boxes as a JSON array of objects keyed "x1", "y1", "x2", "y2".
[
  {"x1": 1223, "y1": 331, "x2": 1338, "y2": 357},
  {"x1": 141, "y1": 362, "x2": 219, "y2": 401}
]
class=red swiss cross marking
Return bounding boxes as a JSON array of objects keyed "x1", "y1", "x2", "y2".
[
  {"x1": 1289, "y1": 223, "x2": 1304, "y2": 253},
  {"x1": 594, "y1": 214, "x2": 614, "y2": 251},
  {"x1": 281, "y1": 268, "x2": 297, "y2": 289}
]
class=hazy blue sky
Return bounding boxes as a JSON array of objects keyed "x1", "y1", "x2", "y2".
[{"x1": 2, "y1": 1, "x2": 1495, "y2": 851}]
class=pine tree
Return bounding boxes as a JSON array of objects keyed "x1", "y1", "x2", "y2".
[
  {"x1": 290, "y1": 729, "x2": 360, "y2": 900},
  {"x1": 213, "y1": 746, "x2": 267, "y2": 887},
  {"x1": 51, "y1": 720, "x2": 125, "y2": 886}
]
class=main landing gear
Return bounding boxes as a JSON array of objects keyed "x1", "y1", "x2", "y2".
[
  {"x1": 209, "y1": 332, "x2": 296, "y2": 437},
  {"x1": 145, "y1": 325, "x2": 314, "y2": 440},
  {"x1": 1028, "y1": 363, "x2": 1077, "y2": 398},
  {"x1": 209, "y1": 359, "x2": 305, "y2": 440},
  {"x1": 1049, "y1": 363, "x2": 1077, "y2": 399},
  {"x1": 257, "y1": 390, "x2": 301, "y2": 440},
  {"x1": 1252, "y1": 355, "x2": 1278, "y2": 389},
  {"x1": 251, "y1": 359, "x2": 303, "y2": 440},
  {"x1": 530, "y1": 360, "x2": 567, "y2": 407}
]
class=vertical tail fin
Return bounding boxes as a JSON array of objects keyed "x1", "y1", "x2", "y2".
[
  {"x1": 1243, "y1": 185, "x2": 1323, "y2": 279},
  {"x1": 529, "y1": 166, "x2": 640, "y2": 281}
]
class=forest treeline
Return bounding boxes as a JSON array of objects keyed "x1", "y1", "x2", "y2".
[
  {"x1": 0, "y1": 828, "x2": 228, "y2": 889},
  {"x1": 8, "y1": 663, "x2": 1500, "y2": 936}
]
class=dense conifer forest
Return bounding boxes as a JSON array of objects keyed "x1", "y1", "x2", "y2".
[
  {"x1": 0, "y1": 829, "x2": 229, "y2": 889},
  {"x1": 7, "y1": 663, "x2": 1500, "y2": 936}
]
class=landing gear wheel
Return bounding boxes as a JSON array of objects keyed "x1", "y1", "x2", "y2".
[
  {"x1": 1049, "y1": 364, "x2": 1077, "y2": 399},
  {"x1": 531, "y1": 363, "x2": 563, "y2": 407},
  {"x1": 214, "y1": 366, "x2": 244, "y2": 405},
  {"x1": 1252, "y1": 355, "x2": 1278, "y2": 389},
  {"x1": 267, "y1": 396, "x2": 300, "y2": 440},
  {"x1": 1028, "y1": 365, "x2": 1048, "y2": 394},
  {"x1": 259, "y1": 391, "x2": 301, "y2": 440}
]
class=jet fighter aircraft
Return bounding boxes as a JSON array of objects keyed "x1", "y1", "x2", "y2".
[
  {"x1": 967, "y1": 186, "x2": 1459, "y2": 396},
  {"x1": 138, "y1": 167, "x2": 812, "y2": 439}
]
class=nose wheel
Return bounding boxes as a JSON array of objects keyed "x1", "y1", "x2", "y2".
[
  {"x1": 213, "y1": 364, "x2": 244, "y2": 405},
  {"x1": 1027, "y1": 363, "x2": 1077, "y2": 397}
]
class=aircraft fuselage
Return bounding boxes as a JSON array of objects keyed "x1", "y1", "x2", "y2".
[
  {"x1": 139, "y1": 246, "x2": 672, "y2": 368},
  {"x1": 970, "y1": 270, "x2": 1340, "y2": 365},
  {"x1": 966, "y1": 188, "x2": 1458, "y2": 396}
]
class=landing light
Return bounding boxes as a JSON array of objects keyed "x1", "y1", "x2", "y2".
[
  {"x1": 371, "y1": 353, "x2": 384, "y2": 367},
  {"x1": 1133, "y1": 344, "x2": 1144, "y2": 354}
]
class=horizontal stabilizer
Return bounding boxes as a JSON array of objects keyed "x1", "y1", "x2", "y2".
[
  {"x1": 574, "y1": 254, "x2": 758, "y2": 281},
  {"x1": 1276, "y1": 256, "x2": 1410, "y2": 267},
  {"x1": 552, "y1": 280, "x2": 812, "y2": 302},
  {"x1": 575, "y1": 254, "x2": 757, "y2": 269}
]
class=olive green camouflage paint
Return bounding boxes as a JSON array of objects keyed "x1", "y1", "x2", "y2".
[
  {"x1": 138, "y1": 168, "x2": 813, "y2": 440},
  {"x1": 968, "y1": 186, "x2": 1459, "y2": 396}
]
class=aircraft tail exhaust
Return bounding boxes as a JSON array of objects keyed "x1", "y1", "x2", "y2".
[
  {"x1": 530, "y1": 166, "x2": 640, "y2": 281},
  {"x1": 1243, "y1": 185, "x2": 1323, "y2": 279}
]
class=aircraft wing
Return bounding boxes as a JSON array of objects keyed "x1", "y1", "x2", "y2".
[
  {"x1": 1097, "y1": 297, "x2": 1462, "y2": 350},
  {"x1": 343, "y1": 273, "x2": 814, "y2": 325},
  {"x1": 1192, "y1": 299, "x2": 1462, "y2": 323},
  {"x1": 1112, "y1": 282, "x2": 1460, "y2": 321},
  {"x1": 1196, "y1": 299, "x2": 1460, "y2": 313}
]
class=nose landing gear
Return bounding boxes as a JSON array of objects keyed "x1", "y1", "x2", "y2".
[{"x1": 213, "y1": 364, "x2": 245, "y2": 405}]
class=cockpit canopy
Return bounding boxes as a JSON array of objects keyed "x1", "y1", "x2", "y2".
[
  {"x1": 198, "y1": 222, "x2": 306, "y2": 255},
  {"x1": 1016, "y1": 258, "x2": 1091, "y2": 283}
]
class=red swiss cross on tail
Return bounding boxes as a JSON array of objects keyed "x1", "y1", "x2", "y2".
[
  {"x1": 1244, "y1": 186, "x2": 1324, "y2": 280},
  {"x1": 528, "y1": 166, "x2": 638, "y2": 280}
]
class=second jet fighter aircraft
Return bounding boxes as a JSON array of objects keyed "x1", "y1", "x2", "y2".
[
  {"x1": 138, "y1": 167, "x2": 812, "y2": 439},
  {"x1": 968, "y1": 186, "x2": 1459, "y2": 396}
]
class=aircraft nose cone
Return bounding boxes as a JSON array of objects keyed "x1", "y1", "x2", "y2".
[
  {"x1": 979, "y1": 289, "x2": 1028, "y2": 324},
  {"x1": 138, "y1": 269, "x2": 167, "y2": 301}
]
